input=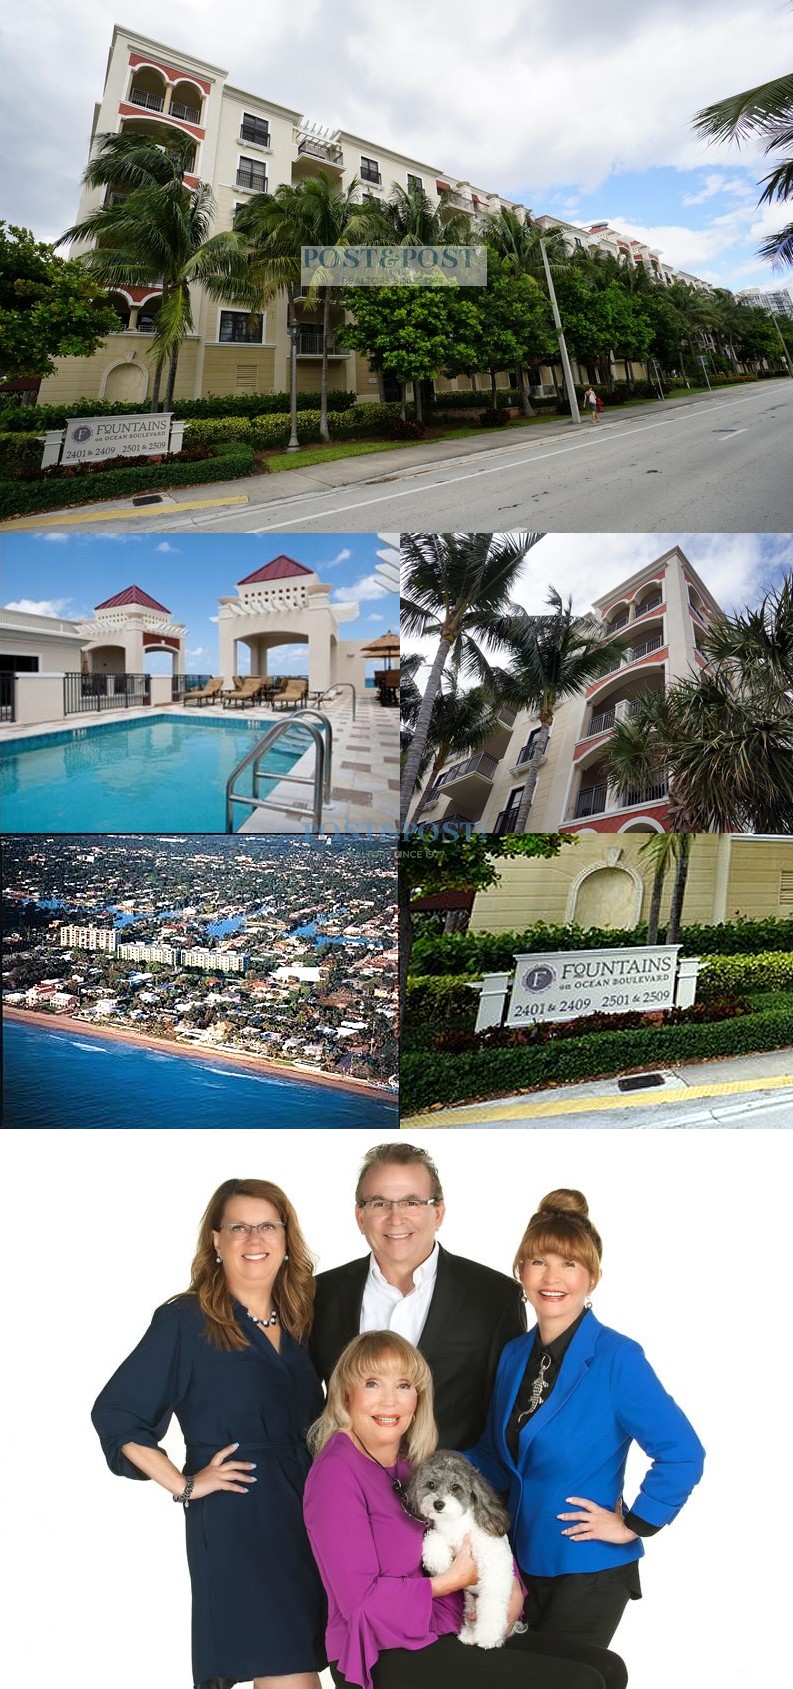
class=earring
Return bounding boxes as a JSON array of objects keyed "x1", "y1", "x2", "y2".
[
  {"x1": 215, "y1": 1255, "x2": 222, "y2": 1265},
  {"x1": 584, "y1": 1297, "x2": 592, "y2": 1309}
]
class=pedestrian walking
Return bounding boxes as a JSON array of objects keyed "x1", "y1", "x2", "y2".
[{"x1": 583, "y1": 385, "x2": 599, "y2": 424}]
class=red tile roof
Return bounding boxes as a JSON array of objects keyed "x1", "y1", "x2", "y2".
[
  {"x1": 95, "y1": 585, "x2": 171, "y2": 612},
  {"x1": 238, "y1": 555, "x2": 314, "y2": 584}
]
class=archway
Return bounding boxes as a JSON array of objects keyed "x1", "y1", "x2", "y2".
[
  {"x1": 102, "y1": 362, "x2": 148, "y2": 403},
  {"x1": 568, "y1": 863, "x2": 643, "y2": 929}
]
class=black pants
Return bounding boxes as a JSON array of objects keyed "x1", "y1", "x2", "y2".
[
  {"x1": 524, "y1": 1566, "x2": 641, "y2": 1648},
  {"x1": 330, "y1": 1627, "x2": 628, "y2": 1689}
]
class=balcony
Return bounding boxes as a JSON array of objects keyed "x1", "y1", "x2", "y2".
[
  {"x1": 172, "y1": 100, "x2": 201, "y2": 123},
  {"x1": 623, "y1": 780, "x2": 668, "y2": 807},
  {"x1": 635, "y1": 593, "x2": 662, "y2": 617},
  {"x1": 608, "y1": 613, "x2": 629, "y2": 632},
  {"x1": 296, "y1": 332, "x2": 346, "y2": 356},
  {"x1": 494, "y1": 806, "x2": 522, "y2": 835},
  {"x1": 587, "y1": 707, "x2": 615, "y2": 736},
  {"x1": 296, "y1": 136, "x2": 343, "y2": 168},
  {"x1": 574, "y1": 783, "x2": 607, "y2": 819},
  {"x1": 129, "y1": 88, "x2": 165, "y2": 112},
  {"x1": 627, "y1": 632, "x2": 664, "y2": 662},
  {"x1": 439, "y1": 189, "x2": 474, "y2": 213}
]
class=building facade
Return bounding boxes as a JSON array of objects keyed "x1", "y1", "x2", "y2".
[
  {"x1": 467, "y1": 835, "x2": 793, "y2": 933},
  {"x1": 413, "y1": 546, "x2": 722, "y2": 836},
  {"x1": 59, "y1": 926, "x2": 118, "y2": 952},
  {"x1": 736, "y1": 286, "x2": 793, "y2": 316},
  {"x1": 39, "y1": 26, "x2": 720, "y2": 408}
]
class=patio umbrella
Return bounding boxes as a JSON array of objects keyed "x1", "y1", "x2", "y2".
[{"x1": 360, "y1": 631, "x2": 400, "y2": 670}]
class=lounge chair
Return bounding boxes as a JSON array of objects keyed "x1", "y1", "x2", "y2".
[
  {"x1": 222, "y1": 675, "x2": 272, "y2": 708},
  {"x1": 184, "y1": 677, "x2": 225, "y2": 706},
  {"x1": 374, "y1": 668, "x2": 400, "y2": 707},
  {"x1": 273, "y1": 677, "x2": 308, "y2": 710}
]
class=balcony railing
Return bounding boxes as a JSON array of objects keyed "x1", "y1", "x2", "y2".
[
  {"x1": 623, "y1": 780, "x2": 668, "y2": 807},
  {"x1": 0, "y1": 672, "x2": 15, "y2": 722},
  {"x1": 441, "y1": 751, "x2": 499, "y2": 784},
  {"x1": 298, "y1": 136, "x2": 343, "y2": 165},
  {"x1": 236, "y1": 166, "x2": 268, "y2": 192},
  {"x1": 494, "y1": 806, "x2": 522, "y2": 834},
  {"x1": 515, "y1": 737, "x2": 541, "y2": 765},
  {"x1": 628, "y1": 632, "x2": 664, "y2": 662},
  {"x1": 608, "y1": 614, "x2": 629, "y2": 632},
  {"x1": 297, "y1": 332, "x2": 342, "y2": 355},
  {"x1": 588, "y1": 708, "x2": 615, "y2": 736},
  {"x1": 171, "y1": 100, "x2": 201, "y2": 123},
  {"x1": 574, "y1": 783, "x2": 607, "y2": 818},
  {"x1": 172, "y1": 673, "x2": 211, "y2": 700},
  {"x1": 496, "y1": 706, "x2": 516, "y2": 727},
  {"x1": 129, "y1": 88, "x2": 165, "y2": 112},
  {"x1": 635, "y1": 595, "x2": 662, "y2": 617},
  {"x1": 63, "y1": 674, "x2": 151, "y2": 715}
]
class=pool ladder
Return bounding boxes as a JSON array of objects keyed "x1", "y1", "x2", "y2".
[{"x1": 225, "y1": 707, "x2": 334, "y2": 832}]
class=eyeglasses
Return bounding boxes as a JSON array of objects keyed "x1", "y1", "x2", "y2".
[
  {"x1": 357, "y1": 1198, "x2": 440, "y2": 1214},
  {"x1": 218, "y1": 1221, "x2": 286, "y2": 1238}
]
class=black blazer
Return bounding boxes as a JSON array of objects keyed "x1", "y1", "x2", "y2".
[{"x1": 310, "y1": 1243, "x2": 526, "y2": 1450}]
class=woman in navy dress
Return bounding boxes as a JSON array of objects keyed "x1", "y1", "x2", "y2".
[{"x1": 92, "y1": 1178, "x2": 327, "y2": 1689}]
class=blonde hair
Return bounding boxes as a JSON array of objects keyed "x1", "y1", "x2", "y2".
[
  {"x1": 308, "y1": 1331, "x2": 437, "y2": 1464},
  {"x1": 514, "y1": 1188, "x2": 603, "y2": 1286},
  {"x1": 180, "y1": 1178, "x2": 315, "y2": 1350}
]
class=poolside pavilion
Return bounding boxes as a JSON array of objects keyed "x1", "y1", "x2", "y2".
[
  {"x1": 76, "y1": 585, "x2": 187, "y2": 674},
  {"x1": 216, "y1": 555, "x2": 366, "y2": 695}
]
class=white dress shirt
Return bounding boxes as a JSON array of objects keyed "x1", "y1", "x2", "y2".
[{"x1": 359, "y1": 1241, "x2": 440, "y2": 1346}]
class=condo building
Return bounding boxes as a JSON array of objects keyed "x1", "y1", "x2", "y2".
[
  {"x1": 412, "y1": 547, "x2": 722, "y2": 837},
  {"x1": 116, "y1": 942, "x2": 247, "y2": 972},
  {"x1": 59, "y1": 925, "x2": 118, "y2": 952},
  {"x1": 736, "y1": 286, "x2": 793, "y2": 317},
  {"x1": 40, "y1": 25, "x2": 718, "y2": 408}
]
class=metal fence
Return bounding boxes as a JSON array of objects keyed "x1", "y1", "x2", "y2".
[
  {"x1": 63, "y1": 673, "x2": 151, "y2": 715},
  {"x1": 0, "y1": 672, "x2": 15, "y2": 722},
  {"x1": 172, "y1": 674, "x2": 212, "y2": 700},
  {"x1": 574, "y1": 783, "x2": 607, "y2": 818}
]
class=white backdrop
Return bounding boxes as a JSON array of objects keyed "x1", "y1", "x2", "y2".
[{"x1": 1, "y1": 1125, "x2": 789, "y2": 1689}]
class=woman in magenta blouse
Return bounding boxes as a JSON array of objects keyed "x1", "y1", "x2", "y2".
[{"x1": 303, "y1": 1331, "x2": 628, "y2": 1689}]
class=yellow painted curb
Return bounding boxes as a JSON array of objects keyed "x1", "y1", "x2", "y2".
[
  {"x1": 402, "y1": 1070, "x2": 793, "y2": 1126},
  {"x1": 0, "y1": 494, "x2": 250, "y2": 532}
]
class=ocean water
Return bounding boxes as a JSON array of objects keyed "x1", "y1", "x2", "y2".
[
  {"x1": 0, "y1": 714, "x2": 307, "y2": 833},
  {"x1": 3, "y1": 1018, "x2": 398, "y2": 1129}
]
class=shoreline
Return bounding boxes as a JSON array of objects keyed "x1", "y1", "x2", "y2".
[{"x1": 4, "y1": 1008, "x2": 396, "y2": 1101}]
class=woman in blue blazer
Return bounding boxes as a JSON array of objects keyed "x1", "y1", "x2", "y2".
[{"x1": 468, "y1": 1189, "x2": 704, "y2": 1648}]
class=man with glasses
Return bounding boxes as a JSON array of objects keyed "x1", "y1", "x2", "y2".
[{"x1": 310, "y1": 1142, "x2": 525, "y2": 1448}]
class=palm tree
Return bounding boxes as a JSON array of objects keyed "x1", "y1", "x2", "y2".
[
  {"x1": 495, "y1": 593, "x2": 629, "y2": 833},
  {"x1": 377, "y1": 181, "x2": 472, "y2": 247},
  {"x1": 638, "y1": 832, "x2": 692, "y2": 945},
  {"x1": 693, "y1": 73, "x2": 793, "y2": 265},
  {"x1": 236, "y1": 174, "x2": 380, "y2": 441},
  {"x1": 399, "y1": 531, "x2": 545, "y2": 827},
  {"x1": 481, "y1": 212, "x2": 568, "y2": 412},
  {"x1": 700, "y1": 572, "x2": 793, "y2": 694},
  {"x1": 604, "y1": 672, "x2": 793, "y2": 832},
  {"x1": 60, "y1": 131, "x2": 256, "y2": 412},
  {"x1": 406, "y1": 669, "x2": 509, "y2": 823}
]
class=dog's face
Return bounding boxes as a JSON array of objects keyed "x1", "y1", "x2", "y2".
[{"x1": 406, "y1": 1451, "x2": 510, "y2": 1536}]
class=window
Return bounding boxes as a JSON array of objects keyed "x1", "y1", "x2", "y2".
[
  {"x1": 240, "y1": 113, "x2": 270, "y2": 147},
  {"x1": 236, "y1": 158, "x2": 268, "y2": 192},
  {"x1": 407, "y1": 173, "x2": 423, "y2": 192},
  {"x1": 219, "y1": 311, "x2": 263, "y2": 343},
  {"x1": 0, "y1": 655, "x2": 39, "y2": 672},
  {"x1": 360, "y1": 156, "x2": 382, "y2": 185}
]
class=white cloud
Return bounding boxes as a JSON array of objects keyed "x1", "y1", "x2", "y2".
[
  {"x1": 156, "y1": 541, "x2": 180, "y2": 553},
  {"x1": 332, "y1": 572, "x2": 390, "y2": 603},
  {"x1": 4, "y1": 597, "x2": 73, "y2": 617},
  {"x1": 36, "y1": 533, "x2": 70, "y2": 544},
  {"x1": 321, "y1": 547, "x2": 353, "y2": 568}
]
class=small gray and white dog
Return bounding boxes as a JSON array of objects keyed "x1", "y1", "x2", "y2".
[{"x1": 406, "y1": 1450, "x2": 515, "y2": 1649}]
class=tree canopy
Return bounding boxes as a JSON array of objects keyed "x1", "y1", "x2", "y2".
[{"x1": 0, "y1": 222, "x2": 118, "y2": 379}]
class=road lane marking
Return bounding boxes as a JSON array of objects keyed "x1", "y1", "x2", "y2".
[{"x1": 401, "y1": 1070, "x2": 793, "y2": 1126}]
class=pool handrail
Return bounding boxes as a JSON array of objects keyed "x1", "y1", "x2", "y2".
[
  {"x1": 313, "y1": 682, "x2": 356, "y2": 722},
  {"x1": 225, "y1": 712, "x2": 331, "y2": 832}
]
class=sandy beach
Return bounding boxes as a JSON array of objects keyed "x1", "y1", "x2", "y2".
[{"x1": 4, "y1": 1008, "x2": 395, "y2": 1101}]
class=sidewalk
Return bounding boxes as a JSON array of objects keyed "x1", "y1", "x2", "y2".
[
  {"x1": 2, "y1": 380, "x2": 785, "y2": 531},
  {"x1": 401, "y1": 1046, "x2": 793, "y2": 1128}
]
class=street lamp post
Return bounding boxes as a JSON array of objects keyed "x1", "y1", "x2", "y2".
[
  {"x1": 539, "y1": 237, "x2": 581, "y2": 424},
  {"x1": 771, "y1": 312, "x2": 793, "y2": 378},
  {"x1": 286, "y1": 318, "x2": 301, "y2": 452}
]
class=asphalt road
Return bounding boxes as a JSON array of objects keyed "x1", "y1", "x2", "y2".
[{"x1": 111, "y1": 377, "x2": 793, "y2": 535}]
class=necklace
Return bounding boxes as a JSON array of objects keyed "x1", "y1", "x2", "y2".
[
  {"x1": 246, "y1": 1307, "x2": 279, "y2": 1328},
  {"x1": 351, "y1": 1430, "x2": 406, "y2": 1499}
]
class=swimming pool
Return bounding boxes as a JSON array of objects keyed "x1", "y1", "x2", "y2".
[{"x1": 0, "y1": 713, "x2": 306, "y2": 832}]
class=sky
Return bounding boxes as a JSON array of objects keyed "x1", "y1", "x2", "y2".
[
  {"x1": 1, "y1": 0, "x2": 791, "y2": 295},
  {"x1": 0, "y1": 532, "x2": 399, "y2": 674}
]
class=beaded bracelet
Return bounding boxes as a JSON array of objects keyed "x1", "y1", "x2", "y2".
[{"x1": 173, "y1": 1475, "x2": 195, "y2": 1509}]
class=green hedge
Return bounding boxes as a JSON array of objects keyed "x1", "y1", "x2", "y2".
[
  {"x1": 427, "y1": 388, "x2": 521, "y2": 410},
  {"x1": 410, "y1": 917, "x2": 793, "y2": 976},
  {"x1": 405, "y1": 975, "x2": 479, "y2": 1027},
  {"x1": 0, "y1": 389, "x2": 359, "y2": 432},
  {"x1": 698, "y1": 951, "x2": 793, "y2": 998},
  {"x1": 0, "y1": 442, "x2": 254, "y2": 518},
  {"x1": 0, "y1": 431, "x2": 43, "y2": 464},
  {"x1": 400, "y1": 1004, "x2": 793, "y2": 1113}
]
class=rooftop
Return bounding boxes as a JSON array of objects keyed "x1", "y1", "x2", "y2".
[
  {"x1": 94, "y1": 585, "x2": 171, "y2": 612},
  {"x1": 238, "y1": 556, "x2": 314, "y2": 585}
]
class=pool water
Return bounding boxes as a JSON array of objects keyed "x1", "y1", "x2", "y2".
[{"x1": 0, "y1": 714, "x2": 306, "y2": 832}]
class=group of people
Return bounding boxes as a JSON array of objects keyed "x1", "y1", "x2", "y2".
[{"x1": 93, "y1": 1144, "x2": 705, "y2": 1689}]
